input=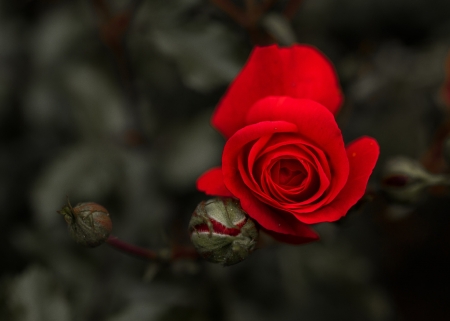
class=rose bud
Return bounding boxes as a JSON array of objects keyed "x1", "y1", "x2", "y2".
[
  {"x1": 189, "y1": 198, "x2": 258, "y2": 266},
  {"x1": 58, "y1": 200, "x2": 112, "y2": 248},
  {"x1": 381, "y1": 157, "x2": 446, "y2": 203}
]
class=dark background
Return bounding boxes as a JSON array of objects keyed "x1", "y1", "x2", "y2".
[{"x1": 1, "y1": 0, "x2": 450, "y2": 320}]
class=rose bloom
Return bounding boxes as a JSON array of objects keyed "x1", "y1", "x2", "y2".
[{"x1": 197, "y1": 45, "x2": 379, "y2": 244}]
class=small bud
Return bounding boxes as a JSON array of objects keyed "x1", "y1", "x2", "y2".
[
  {"x1": 382, "y1": 157, "x2": 447, "y2": 203},
  {"x1": 189, "y1": 198, "x2": 258, "y2": 266},
  {"x1": 58, "y1": 200, "x2": 112, "y2": 247}
]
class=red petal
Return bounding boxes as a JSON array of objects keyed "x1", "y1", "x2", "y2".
[
  {"x1": 222, "y1": 121, "x2": 298, "y2": 200},
  {"x1": 246, "y1": 97, "x2": 349, "y2": 209},
  {"x1": 196, "y1": 167, "x2": 233, "y2": 197},
  {"x1": 254, "y1": 146, "x2": 325, "y2": 204},
  {"x1": 212, "y1": 44, "x2": 343, "y2": 138},
  {"x1": 250, "y1": 134, "x2": 332, "y2": 208},
  {"x1": 222, "y1": 121, "x2": 315, "y2": 235},
  {"x1": 297, "y1": 136, "x2": 379, "y2": 224},
  {"x1": 238, "y1": 187, "x2": 322, "y2": 237}
]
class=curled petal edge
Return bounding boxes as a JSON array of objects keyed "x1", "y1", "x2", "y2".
[{"x1": 293, "y1": 136, "x2": 380, "y2": 224}]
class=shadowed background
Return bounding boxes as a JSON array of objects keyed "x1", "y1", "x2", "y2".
[{"x1": 1, "y1": 0, "x2": 450, "y2": 320}]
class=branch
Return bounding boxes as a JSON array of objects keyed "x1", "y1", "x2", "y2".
[
  {"x1": 209, "y1": 0, "x2": 248, "y2": 27},
  {"x1": 106, "y1": 235, "x2": 198, "y2": 262},
  {"x1": 283, "y1": 0, "x2": 303, "y2": 20}
]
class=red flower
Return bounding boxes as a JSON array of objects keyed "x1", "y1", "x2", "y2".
[{"x1": 197, "y1": 45, "x2": 379, "y2": 244}]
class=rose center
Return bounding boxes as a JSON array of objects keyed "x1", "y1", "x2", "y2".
[{"x1": 272, "y1": 159, "x2": 307, "y2": 187}]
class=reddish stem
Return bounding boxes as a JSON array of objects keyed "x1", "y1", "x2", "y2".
[
  {"x1": 106, "y1": 235, "x2": 198, "y2": 262},
  {"x1": 209, "y1": 0, "x2": 248, "y2": 27},
  {"x1": 91, "y1": 0, "x2": 147, "y2": 145},
  {"x1": 261, "y1": 0, "x2": 278, "y2": 12},
  {"x1": 283, "y1": 0, "x2": 304, "y2": 20},
  {"x1": 106, "y1": 235, "x2": 158, "y2": 260},
  {"x1": 210, "y1": 0, "x2": 305, "y2": 45}
]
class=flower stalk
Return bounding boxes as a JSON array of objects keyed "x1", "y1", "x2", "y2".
[
  {"x1": 106, "y1": 235, "x2": 199, "y2": 262},
  {"x1": 209, "y1": 0, "x2": 303, "y2": 45},
  {"x1": 58, "y1": 200, "x2": 198, "y2": 263}
]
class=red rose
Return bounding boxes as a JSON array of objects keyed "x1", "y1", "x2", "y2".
[{"x1": 197, "y1": 45, "x2": 379, "y2": 244}]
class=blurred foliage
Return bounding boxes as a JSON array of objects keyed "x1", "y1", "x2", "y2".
[{"x1": 1, "y1": 0, "x2": 450, "y2": 321}]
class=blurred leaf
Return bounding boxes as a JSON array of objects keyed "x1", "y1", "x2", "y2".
[
  {"x1": 130, "y1": 0, "x2": 242, "y2": 92},
  {"x1": 31, "y1": 143, "x2": 123, "y2": 229},
  {"x1": 260, "y1": 13, "x2": 296, "y2": 46},
  {"x1": 108, "y1": 302, "x2": 166, "y2": 321},
  {"x1": 132, "y1": 0, "x2": 202, "y2": 28},
  {"x1": 7, "y1": 265, "x2": 71, "y2": 321},
  {"x1": 106, "y1": 283, "x2": 193, "y2": 321},
  {"x1": 0, "y1": 17, "x2": 22, "y2": 103},
  {"x1": 31, "y1": 2, "x2": 92, "y2": 69},
  {"x1": 160, "y1": 111, "x2": 223, "y2": 191},
  {"x1": 151, "y1": 23, "x2": 241, "y2": 92},
  {"x1": 277, "y1": 242, "x2": 393, "y2": 321},
  {"x1": 441, "y1": 49, "x2": 450, "y2": 109},
  {"x1": 23, "y1": 79, "x2": 67, "y2": 130},
  {"x1": 158, "y1": 306, "x2": 208, "y2": 321},
  {"x1": 9, "y1": 228, "x2": 101, "y2": 321},
  {"x1": 62, "y1": 64, "x2": 131, "y2": 139}
]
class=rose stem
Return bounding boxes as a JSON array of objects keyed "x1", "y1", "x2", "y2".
[
  {"x1": 91, "y1": 0, "x2": 147, "y2": 145},
  {"x1": 105, "y1": 235, "x2": 198, "y2": 262},
  {"x1": 283, "y1": 0, "x2": 304, "y2": 20},
  {"x1": 209, "y1": 0, "x2": 247, "y2": 26}
]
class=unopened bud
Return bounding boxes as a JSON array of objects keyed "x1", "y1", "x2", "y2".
[
  {"x1": 382, "y1": 157, "x2": 446, "y2": 203},
  {"x1": 58, "y1": 200, "x2": 112, "y2": 247},
  {"x1": 189, "y1": 198, "x2": 258, "y2": 266}
]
